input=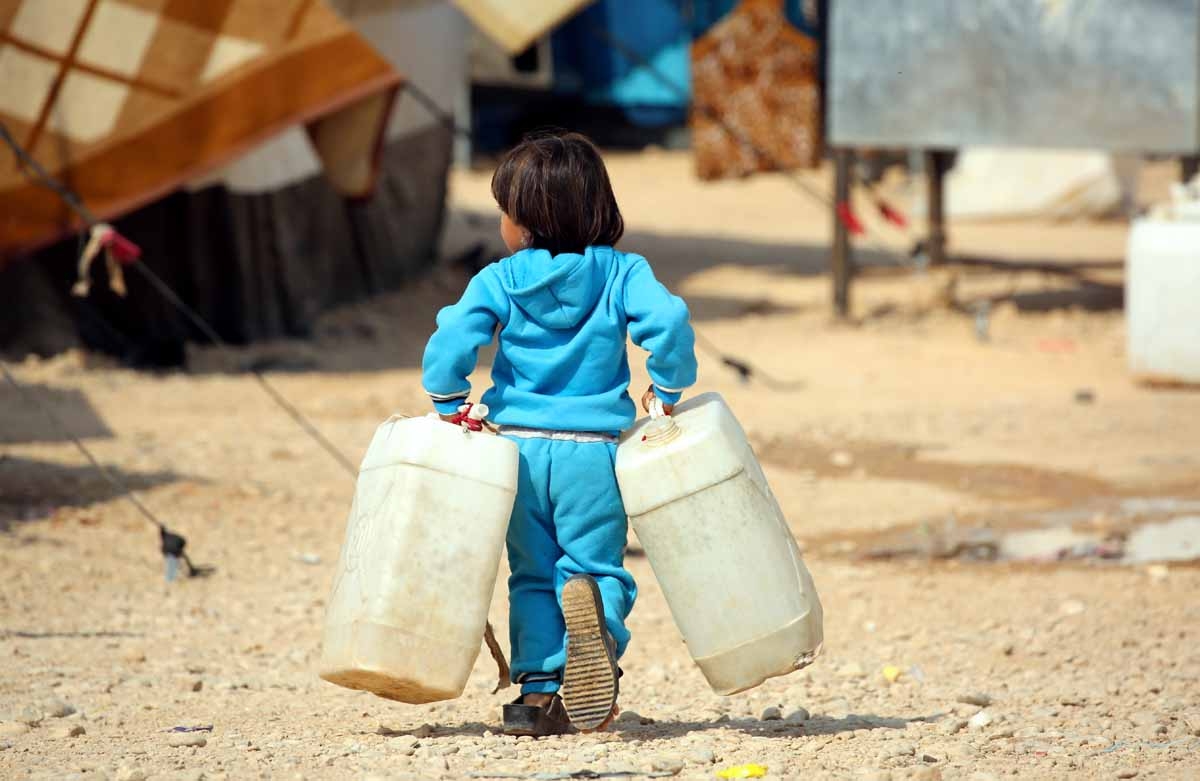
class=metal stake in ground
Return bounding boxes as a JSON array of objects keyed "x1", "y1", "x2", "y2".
[{"x1": 1, "y1": 362, "x2": 212, "y2": 581}]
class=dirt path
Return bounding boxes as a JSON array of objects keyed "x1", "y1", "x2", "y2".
[{"x1": 2, "y1": 153, "x2": 1199, "y2": 780}]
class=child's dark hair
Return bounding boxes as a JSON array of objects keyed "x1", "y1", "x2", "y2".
[{"x1": 491, "y1": 130, "x2": 624, "y2": 255}]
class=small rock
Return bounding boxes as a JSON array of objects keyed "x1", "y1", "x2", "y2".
[
  {"x1": 616, "y1": 710, "x2": 655, "y2": 725},
  {"x1": 1147, "y1": 564, "x2": 1169, "y2": 581},
  {"x1": 15, "y1": 705, "x2": 42, "y2": 726},
  {"x1": 1074, "y1": 388, "x2": 1095, "y2": 404},
  {"x1": 1013, "y1": 726, "x2": 1042, "y2": 739},
  {"x1": 921, "y1": 754, "x2": 939, "y2": 764},
  {"x1": 879, "y1": 741, "x2": 916, "y2": 759},
  {"x1": 411, "y1": 724, "x2": 435, "y2": 739},
  {"x1": 904, "y1": 769, "x2": 942, "y2": 781},
  {"x1": 52, "y1": 725, "x2": 86, "y2": 738},
  {"x1": 41, "y1": 698, "x2": 76, "y2": 719},
  {"x1": 968, "y1": 711, "x2": 994, "y2": 731},
  {"x1": 181, "y1": 679, "x2": 203, "y2": 693},
  {"x1": 649, "y1": 755, "x2": 684, "y2": 775},
  {"x1": 940, "y1": 719, "x2": 968, "y2": 736},
  {"x1": 857, "y1": 770, "x2": 891, "y2": 781},
  {"x1": 957, "y1": 693, "x2": 993, "y2": 708},
  {"x1": 786, "y1": 707, "x2": 811, "y2": 723},
  {"x1": 165, "y1": 771, "x2": 205, "y2": 781},
  {"x1": 825, "y1": 699, "x2": 853, "y2": 719},
  {"x1": 115, "y1": 766, "x2": 147, "y2": 781},
  {"x1": 1116, "y1": 772, "x2": 1138, "y2": 780},
  {"x1": 1183, "y1": 713, "x2": 1200, "y2": 736},
  {"x1": 123, "y1": 650, "x2": 147, "y2": 664},
  {"x1": 831, "y1": 451, "x2": 854, "y2": 468},
  {"x1": 0, "y1": 722, "x2": 31, "y2": 738},
  {"x1": 1059, "y1": 600, "x2": 1086, "y2": 616},
  {"x1": 688, "y1": 748, "x2": 716, "y2": 765},
  {"x1": 761, "y1": 706, "x2": 783, "y2": 721},
  {"x1": 1129, "y1": 711, "x2": 1159, "y2": 727},
  {"x1": 296, "y1": 553, "x2": 322, "y2": 565},
  {"x1": 838, "y1": 662, "x2": 866, "y2": 679},
  {"x1": 167, "y1": 733, "x2": 208, "y2": 748},
  {"x1": 1137, "y1": 723, "x2": 1168, "y2": 740}
]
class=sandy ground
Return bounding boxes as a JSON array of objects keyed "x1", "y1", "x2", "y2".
[{"x1": 2, "y1": 152, "x2": 1199, "y2": 781}]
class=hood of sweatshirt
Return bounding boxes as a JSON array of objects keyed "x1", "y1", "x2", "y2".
[{"x1": 498, "y1": 246, "x2": 613, "y2": 330}]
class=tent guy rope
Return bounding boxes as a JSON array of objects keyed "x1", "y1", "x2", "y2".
[{"x1": 0, "y1": 361, "x2": 209, "y2": 581}]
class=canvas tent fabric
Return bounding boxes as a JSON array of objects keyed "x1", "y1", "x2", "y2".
[
  {"x1": 0, "y1": 1, "x2": 467, "y2": 363},
  {"x1": 451, "y1": 0, "x2": 594, "y2": 56},
  {"x1": 691, "y1": 0, "x2": 822, "y2": 180},
  {"x1": 0, "y1": 0, "x2": 402, "y2": 262},
  {"x1": 551, "y1": 0, "x2": 691, "y2": 126}
]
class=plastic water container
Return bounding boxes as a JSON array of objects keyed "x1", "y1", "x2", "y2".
[
  {"x1": 319, "y1": 414, "x2": 518, "y2": 703},
  {"x1": 1127, "y1": 213, "x2": 1200, "y2": 385},
  {"x1": 615, "y1": 393, "x2": 823, "y2": 695}
]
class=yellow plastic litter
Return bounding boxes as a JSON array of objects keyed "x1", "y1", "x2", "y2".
[
  {"x1": 717, "y1": 764, "x2": 768, "y2": 779},
  {"x1": 882, "y1": 664, "x2": 903, "y2": 683}
]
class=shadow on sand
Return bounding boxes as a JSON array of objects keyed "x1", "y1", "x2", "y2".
[{"x1": 376, "y1": 710, "x2": 945, "y2": 743}]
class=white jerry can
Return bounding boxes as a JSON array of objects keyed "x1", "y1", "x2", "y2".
[
  {"x1": 319, "y1": 413, "x2": 518, "y2": 703},
  {"x1": 616, "y1": 393, "x2": 823, "y2": 695},
  {"x1": 1126, "y1": 209, "x2": 1200, "y2": 385}
]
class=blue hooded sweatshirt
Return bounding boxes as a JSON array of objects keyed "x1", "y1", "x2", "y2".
[{"x1": 422, "y1": 246, "x2": 697, "y2": 435}]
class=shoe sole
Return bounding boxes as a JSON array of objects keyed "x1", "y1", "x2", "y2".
[{"x1": 560, "y1": 576, "x2": 618, "y2": 731}]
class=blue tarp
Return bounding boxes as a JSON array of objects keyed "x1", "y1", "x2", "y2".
[{"x1": 550, "y1": 0, "x2": 816, "y2": 127}]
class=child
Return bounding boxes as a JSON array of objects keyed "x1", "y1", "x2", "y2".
[{"x1": 421, "y1": 131, "x2": 697, "y2": 736}]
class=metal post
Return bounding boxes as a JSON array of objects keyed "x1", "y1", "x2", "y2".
[
  {"x1": 925, "y1": 149, "x2": 950, "y2": 267},
  {"x1": 832, "y1": 147, "x2": 854, "y2": 317}
]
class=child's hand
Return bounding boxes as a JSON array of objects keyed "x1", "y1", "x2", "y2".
[{"x1": 640, "y1": 384, "x2": 674, "y2": 416}]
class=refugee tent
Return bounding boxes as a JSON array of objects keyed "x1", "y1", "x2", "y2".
[{"x1": 0, "y1": 0, "x2": 466, "y2": 364}]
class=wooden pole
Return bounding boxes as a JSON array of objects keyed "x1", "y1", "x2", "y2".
[
  {"x1": 925, "y1": 149, "x2": 950, "y2": 267},
  {"x1": 1180, "y1": 155, "x2": 1199, "y2": 184},
  {"x1": 832, "y1": 147, "x2": 854, "y2": 317}
]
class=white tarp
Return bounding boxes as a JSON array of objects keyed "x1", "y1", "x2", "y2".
[
  {"x1": 190, "y1": 0, "x2": 467, "y2": 195},
  {"x1": 920, "y1": 148, "x2": 1142, "y2": 222}
]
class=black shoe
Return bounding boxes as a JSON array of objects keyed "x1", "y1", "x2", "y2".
[
  {"x1": 502, "y1": 694, "x2": 575, "y2": 737},
  {"x1": 560, "y1": 574, "x2": 620, "y2": 731}
]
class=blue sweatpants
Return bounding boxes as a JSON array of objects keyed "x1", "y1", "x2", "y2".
[{"x1": 503, "y1": 437, "x2": 637, "y2": 695}]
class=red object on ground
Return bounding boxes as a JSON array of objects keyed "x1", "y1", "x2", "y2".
[
  {"x1": 836, "y1": 201, "x2": 865, "y2": 235},
  {"x1": 876, "y1": 199, "x2": 908, "y2": 228}
]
